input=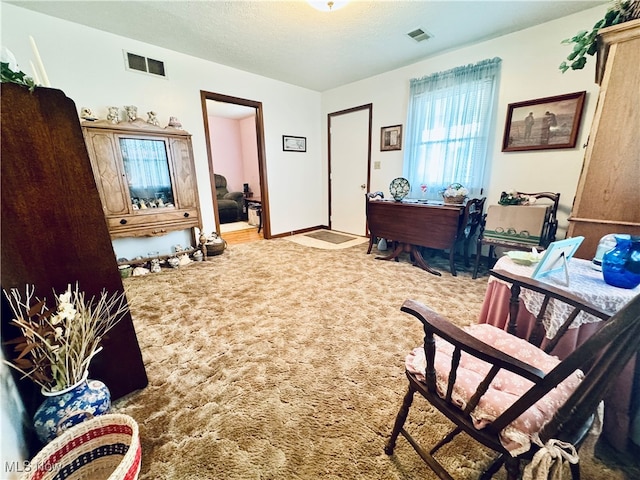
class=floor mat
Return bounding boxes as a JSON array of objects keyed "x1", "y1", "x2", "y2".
[
  {"x1": 284, "y1": 230, "x2": 368, "y2": 250},
  {"x1": 304, "y1": 230, "x2": 356, "y2": 244}
]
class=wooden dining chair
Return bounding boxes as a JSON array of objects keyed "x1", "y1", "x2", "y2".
[
  {"x1": 385, "y1": 268, "x2": 640, "y2": 480},
  {"x1": 458, "y1": 197, "x2": 486, "y2": 268},
  {"x1": 420, "y1": 197, "x2": 486, "y2": 276},
  {"x1": 473, "y1": 191, "x2": 560, "y2": 279}
]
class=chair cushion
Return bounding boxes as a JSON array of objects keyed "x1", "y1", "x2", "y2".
[{"x1": 405, "y1": 323, "x2": 583, "y2": 456}]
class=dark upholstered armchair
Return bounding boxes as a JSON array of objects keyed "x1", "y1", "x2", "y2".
[{"x1": 215, "y1": 174, "x2": 244, "y2": 224}]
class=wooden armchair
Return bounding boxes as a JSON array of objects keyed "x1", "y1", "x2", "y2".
[
  {"x1": 473, "y1": 191, "x2": 560, "y2": 279},
  {"x1": 385, "y1": 268, "x2": 640, "y2": 480}
]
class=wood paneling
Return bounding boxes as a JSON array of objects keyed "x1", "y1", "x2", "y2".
[{"x1": 568, "y1": 20, "x2": 640, "y2": 259}]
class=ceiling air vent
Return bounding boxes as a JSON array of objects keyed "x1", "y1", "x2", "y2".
[
  {"x1": 124, "y1": 51, "x2": 167, "y2": 78},
  {"x1": 407, "y1": 28, "x2": 431, "y2": 43}
]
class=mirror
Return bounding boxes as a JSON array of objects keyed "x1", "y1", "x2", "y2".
[{"x1": 119, "y1": 137, "x2": 175, "y2": 209}]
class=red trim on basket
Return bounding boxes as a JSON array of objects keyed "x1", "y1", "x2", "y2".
[
  {"x1": 32, "y1": 424, "x2": 134, "y2": 480},
  {"x1": 123, "y1": 442, "x2": 143, "y2": 480}
]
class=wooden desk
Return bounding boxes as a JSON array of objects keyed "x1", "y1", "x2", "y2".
[
  {"x1": 479, "y1": 255, "x2": 640, "y2": 453},
  {"x1": 366, "y1": 199, "x2": 464, "y2": 276}
]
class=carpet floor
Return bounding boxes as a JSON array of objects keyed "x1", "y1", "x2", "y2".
[{"x1": 114, "y1": 239, "x2": 634, "y2": 479}]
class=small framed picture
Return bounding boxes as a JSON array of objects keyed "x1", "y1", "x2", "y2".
[
  {"x1": 502, "y1": 91, "x2": 586, "y2": 152},
  {"x1": 380, "y1": 124, "x2": 402, "y2": 151},
  {"x1": 531, "y1": 236, "x2": 584, "y2": 283},
  {"x1": 282, "y1": 135, "x2": 306, "y2": 152}
]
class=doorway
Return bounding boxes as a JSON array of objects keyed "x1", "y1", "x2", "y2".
[
  {"x1": 328, "y1": 104, "x2": 372, "y2": 236},
  {"x1": 200, "y1": 91, "x2": 270, "y2": 239}
]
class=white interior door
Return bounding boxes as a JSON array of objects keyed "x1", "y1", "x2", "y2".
[{"x1": 329, "y1": 106, "x2": 371, "y2": 236}]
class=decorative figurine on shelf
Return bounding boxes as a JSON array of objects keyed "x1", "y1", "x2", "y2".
[
  {"x1": 167, "y1": 256, "x2": 180, "y2": 269},
  {"x1": 80, "y1": 107, "x2": 97, "y2": 121},
  {"x1": 150, "y1": 258, "x2": 162, "y2": 273},
  {"x1": 147, "y1": 111, "x2": 159, "y2": 126},
  {"x1": 133, "y1": 266, "x2": 150, "y2": 276},
  {"x1": 107, "y1": 106, "x2": 119, "y2": 124},
  {"x1": 168, "y1": 116, "x2": 183, "y2": 129},
  {"x1": 124, "y1": 105, "x2": 137, "y2": 122}
]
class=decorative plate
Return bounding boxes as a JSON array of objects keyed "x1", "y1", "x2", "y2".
[{"x1": 389, "y1": 177, "x2": 410, "y2": 201}]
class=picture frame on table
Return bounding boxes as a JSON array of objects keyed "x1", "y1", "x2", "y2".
[
  {"x1": 502, "y1": 91, "x2": 586, "y2": 152},
  {"x1": 380, "y1": 125, "x2": 402, "y2": 151},
  {"x1": 532, "y1": 236, "x2": 584, "y2": 284},
  {"x1": 282, "y1": 135, "x2": 306, "y2": 152}
]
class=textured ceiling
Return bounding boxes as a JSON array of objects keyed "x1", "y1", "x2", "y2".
[{"x1": 9, "y1": 0, "x2": 605, "y2": 92}]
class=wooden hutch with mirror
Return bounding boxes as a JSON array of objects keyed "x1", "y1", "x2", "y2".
[{"x1": 82, "y1": 118, "x2": 202, "y2": 240}]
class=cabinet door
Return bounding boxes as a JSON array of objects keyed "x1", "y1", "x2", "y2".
[
  {"x1": 170, "y1": 136, "x2": 199, "y2": 209},
  {"x1": 568, "y1": 21, "x2": 640, "y2": 258},
  {"x1": 84, "y1": 130, "x2": 130, "y2": 216}
]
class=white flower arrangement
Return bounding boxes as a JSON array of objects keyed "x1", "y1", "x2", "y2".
[
  {"x1": 499, "y1": 189, "x2": 537, "y2": 206},
  {"x1": 441, "y1": 183, "x2": 469, "y2": 198},
  {"x1": 3, "y1": 283, "x2": 129, "y2": 393}
]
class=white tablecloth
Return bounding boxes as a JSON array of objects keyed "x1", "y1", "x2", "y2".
[{"x1": 490, "y1": 255, "x2": 640, "y2": 338}]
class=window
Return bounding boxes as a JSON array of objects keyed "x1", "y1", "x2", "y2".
[
  {"x1": 403, "y1": 58, "x2": 501, "y2": 199},
  {"x1": 119, "y1": 138, "x2": 174, "y2": 208}
]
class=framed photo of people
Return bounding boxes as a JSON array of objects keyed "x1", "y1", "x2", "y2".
[{"x1": 502, "y1": 91, "x2": 586, "y2": 152}]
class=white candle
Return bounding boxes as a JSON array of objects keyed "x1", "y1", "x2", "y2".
[
  {"x1": 29, "y1": 35, "x2": 50, "y2": 87},
  {"x1": 29, "y1": 60, "x2": 42, "y2": 85}
]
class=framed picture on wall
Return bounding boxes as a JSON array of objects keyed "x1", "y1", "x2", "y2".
[
  {"x1": 502, "y1": 91, "x2": 586, "y2": 152},
  {"x1": 282, "y1": 135, "x2": 306, "y2": 152},
  {"x1": 380, "y1": 125, "x2": 402, "y2": 151}
]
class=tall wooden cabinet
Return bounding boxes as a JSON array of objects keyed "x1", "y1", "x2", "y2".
[
  {"x1": 1, "y1": 84, "x2": 148, "y2": 453},
  {"x1": 567, "y1": 19, "x2": 640, "y2": 259},
  {"x1": 82, "y1": 119, "x2": 202, "y2": 239}
]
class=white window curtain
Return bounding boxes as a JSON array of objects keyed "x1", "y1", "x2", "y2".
[
  {"x1": 120, "y1": 138, "x2": 173, "y2": 200},
  {"x1": 402, "y1": 57, "x2": 501, "y2": 200}
]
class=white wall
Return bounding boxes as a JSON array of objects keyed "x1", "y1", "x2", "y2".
[
  {"x1": 209, "y1": 116, "x2": 246, "y2": 192},
  {"x1": 1, "y1": 3, "x2": 323, "y2": 252},
  {"x1": 240, "y1": 116, "x2": 261, "y2": 199},
  {"x1": 321, "y1": 6, "x2": 608, "y2": 239}
]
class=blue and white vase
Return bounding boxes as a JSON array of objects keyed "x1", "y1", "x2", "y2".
[{"x1": 33, "y1": 371, "x2": 111, "y2": 443}]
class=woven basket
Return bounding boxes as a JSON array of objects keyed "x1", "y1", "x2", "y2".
[
  {"x1": 443, "y1": 195, "x2": 467, "y2": 205},
  {"x1": 205, "y1": 239, "x2": 227, "y2": 256},
  {"x1": 22, "y1": 414, "x2": 141, "y2": 480}
]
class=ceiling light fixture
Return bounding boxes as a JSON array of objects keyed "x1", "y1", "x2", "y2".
[{"x1": 308, "y1": 1, "x2": 348, "y2": 12}]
